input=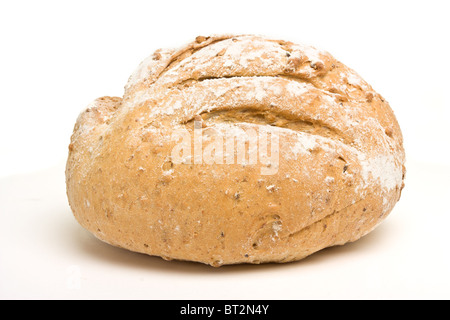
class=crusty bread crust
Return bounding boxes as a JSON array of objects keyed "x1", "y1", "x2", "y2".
[{"x1": 66, "y1": 35, "x2": 405, "y2": 266}]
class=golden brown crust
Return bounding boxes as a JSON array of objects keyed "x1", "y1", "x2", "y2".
[{"x1": 66, "y1": 35, "x2": 405, "y2": 266}]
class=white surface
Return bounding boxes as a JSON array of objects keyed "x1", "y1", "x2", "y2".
[
  {"x1": 1, "y1": 160, "x2": 449, "y2": 299},
  {"x1": 1, "y1": 0, "x2": 450, "y2": 299}
]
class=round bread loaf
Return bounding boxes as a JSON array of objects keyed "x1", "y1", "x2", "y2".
[{"x1": 66, "y1": 35, "x2": 406, "y2": 266}]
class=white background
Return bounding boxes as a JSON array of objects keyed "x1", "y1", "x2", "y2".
[{"x1": 1, "y1": 0, "x2": 449, "y2": 299}]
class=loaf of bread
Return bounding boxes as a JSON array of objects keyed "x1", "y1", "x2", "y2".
[{"x1": 66, "y1": 35, "x2": 405, "y2": 266}]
